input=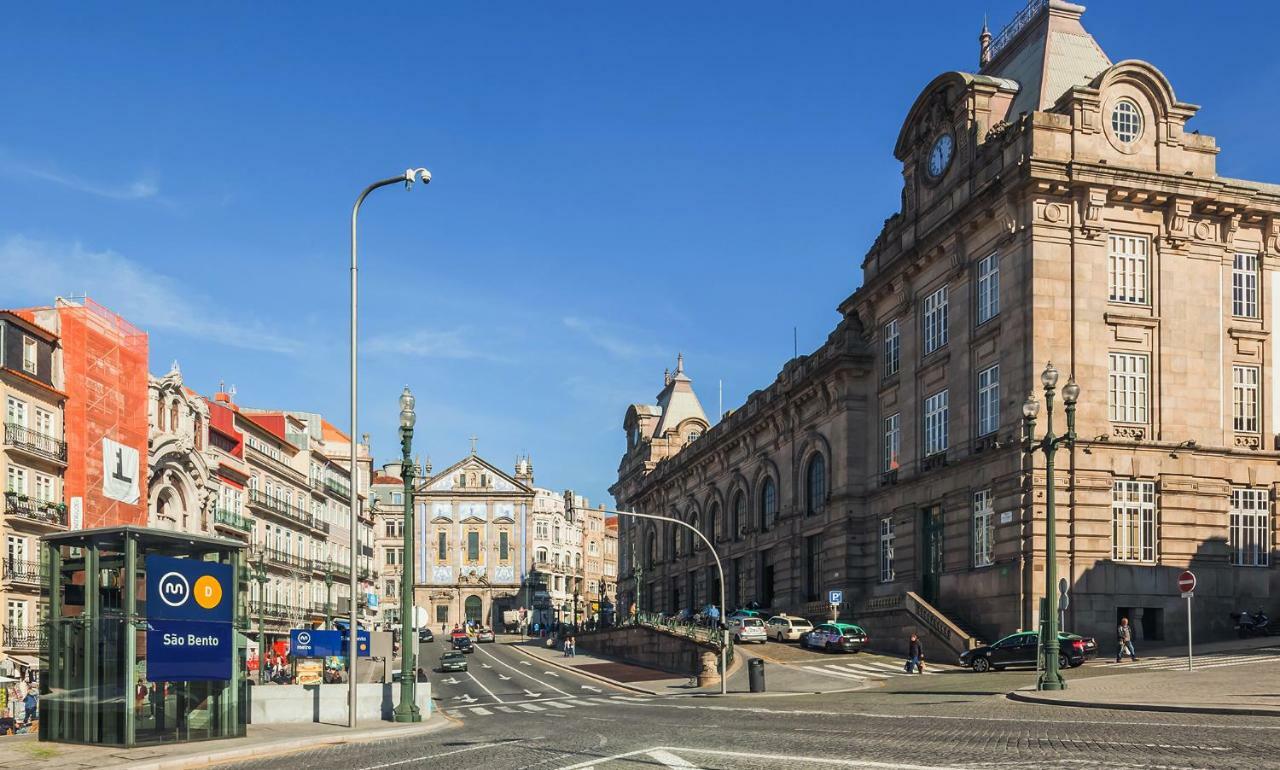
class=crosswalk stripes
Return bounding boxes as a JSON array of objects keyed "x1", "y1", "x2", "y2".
[
  {"x1": 495, "y1": 705, "x2": 518, "y2": 713},
  {"x1": 1096, "y1": 648, "x2": 1280, "y2": 671},
  {"x1": 795, "y1": 657, "x2": 961, "y2": 684},
  {"x1": 468, "y1": 707, "x2": 493, "y2": 716},
  {"x1": 445, "y1": 694, "x2": 658, "y2": 720},
  {"x1": 518, "y1": 702, "x2": 546, "y2": 711},
  {"x1": 546, "y1": 701, "x2": 574, "y2": 709}
]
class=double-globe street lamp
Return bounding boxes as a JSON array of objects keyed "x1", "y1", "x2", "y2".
[
  {"x1": 348, "y1": 168, "x2": 431, "y2": 727},
  {"x1": 253, "y1": 553, "x2": 268, "y2": 685},
  {"x1": 565, "y1": 493, "x2": 728, "y2": 696},
  {"x1": 394, "y1": 386, "x2": 421, "y2": 722},
  {"x1": 1022, "y1": 361, "x2": 1080, "y2": 692}
]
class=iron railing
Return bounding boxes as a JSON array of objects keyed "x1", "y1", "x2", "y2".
[
  {"x1": 3, "y1": 624, "x2": 46, "y2": 651},
  {"x1": 247, "y1": 490, "x2": 326, "y2": 533},
  {"x1": 324, "y1": 478, "x2": 352, "y2": 499},
  {"x1": 262, "y1": 547, "x2": 313, "y2": 572},
  {"x1": 3, "y1": 492, "x2": 66, "y2": 527},
  {"x1": 4, "y1": 422, "x2": 67, "y2": 463},
  {"x1": 2, "y1": 557, "x2": 44, "y2": 584},
  {"x1": 213, "y1": 508, "x2": 255, "y2": 533}
]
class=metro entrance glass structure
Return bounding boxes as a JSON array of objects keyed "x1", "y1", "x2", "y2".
[{"x1": 38, "y1": 526, "x2": 247, "y2": 747}]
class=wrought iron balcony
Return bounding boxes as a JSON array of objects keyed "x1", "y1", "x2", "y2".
[
  {"x1": 213, "y1": 507, "x2": 255, "y2": 534},
  {"x1": 2, "y1": 557, "x2": 45, "y2": 584},
  {"x1": 4, "y1": 422, "x2": 68, "y2": 464},
  {"x1": 262, "y1": 547, "x2": 313, "y2": 572},
  {"x1": 324, "y1": 478, "x2": 352, "y2": 500},
  {"x1": 3, "y1": 492, "x2": 66, "y2": 527},
  {"x1": 3, "y1": 624, "x2": 46, "y2": 651},
  {"x1": 247, "y1": 489, "x2": 325, "y2": 534},
  {"x1": 255, "y1": 601, "x2": 306, "y2": 620}
]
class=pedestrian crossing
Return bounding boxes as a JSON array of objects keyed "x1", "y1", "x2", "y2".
[
  {"x1": 446, "y1": 694, "x2": 656, "y2": 719},
  {"x1": 795, "y1": 657, "x2": 962, "y2": 684},
  {"x1": 1095, "y1": 646, "x2": 1280, "y2": 672}
]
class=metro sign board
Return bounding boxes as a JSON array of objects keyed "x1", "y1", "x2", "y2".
[
  {"x1": 146, "y1": 555, "x2": 232, "y2": 622},
  {"x1": 1178, "y1": 570, "x2": 1197, "y2": 594}
]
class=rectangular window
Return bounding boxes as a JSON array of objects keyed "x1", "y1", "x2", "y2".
[
  {"x1": 22, "y1": 336, "x2": 37, "y2": 375},
  {"x1": 33, "y1": 474, "x2": 53, "y2": 502},
  {"x1": 1108, "y1": 353, "x2": 1149, "y2": 423},
  {"x1": 499, "y1": 531, "x2": 510, "y2": 561},
  {"x1": 1230, "y1": 488, "x2": 1269, "y2": 567},
  {"x1": 436, "y1": 605, "x2": 449, "y2": 623},
  {"x1": 384, "y1": 547, "x2": 398, "y2": 566},
  {"x1": 879, "y1": 518, "x2": 895, "y2": 582},
  {"x1": 977, "y1": 364, "x2": 1000, "y2": 437},
  {"x1": 437, "y1": 532, "x2": 447, "y2": 560},
  {"x1": 923, "y1": 389, "x2": 949, "y2": 456},
  {"x1": 467, "y1": 531, "x2": 480, "y2": 561},
  {"x1": 883, "y1": 319, "x2": 900, "y2": 377},
  {"x1": 1234, "y1": 365, "x2": 1260, "y2": 433},
  {"x1": 1112, "y1": 480, "x2": 1157, "y2": 562},
  {"x1": 6, "y1": 397, "x2": 27, "y2": 427},
  {"x1": 7, "y1": 600, "x2": 28, "y2": 629},
  {"x1": 34, "y1": 408, "x2": 53, "y2": 436},
  {"x1": 976, "y1": 252, "x2": 999, "y2": 324},
  {"x1": 922, "y1": 286, "x2": 949, "y2": 354},
  {"x1": 972, "y1": 489, "x2": 994, "y2": 567},
  {"x1": 1233, "y1": 253, "x2": 1260, "y2": 318},
  {"x1": 1108, "y1": 234, "x2": 1149, "y2": 304},
  {"x1": 5, "y1": 465, "x2": 27, "y2": 494},
  {"x1": 883, "y1": 413, "x2": 900, "y2": 472}
]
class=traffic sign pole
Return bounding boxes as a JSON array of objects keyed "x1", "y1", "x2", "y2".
[
  {"x1": 1186, "y1": 592, "x2": 1193, "y2": 671},
  {"x1": 1178, "y1": 570, "x2": 1196, "y2": 672}
]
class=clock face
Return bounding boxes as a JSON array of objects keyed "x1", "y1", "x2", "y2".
[{"x1": 928, "y1": 133, "x2": 954, "y2": 179}]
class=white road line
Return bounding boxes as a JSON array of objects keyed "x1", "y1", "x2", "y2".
[
  {"x1": 495, "y1": 705, "x2": 518, "y2": 713},
  {"x1": 565, "y1": 699, "x2": 595, "y2": 706},
  {"x1": 518, "y1": 702, "x2": 546, "y2": 711},
  {"x1": 360, "y1": 737, "x2": 535, "y2": 769},
  {"x1": 645, "y1": 749, "x2": 700, "y2": 768},
  {"x1": 811, "y1": 666, "x2": 866, "y2": 681},
  {"x1": 587, "y1": 697, "x2": 617, "y2": 705},
  {"x1": 466, "y1": 671, "x2": 505, "y2": 703},
  {"x1": 475, "y1": 645, "x2": 572, "y2": 696},
  {"x1": 611, "y1": 696, "x2": 651, "y2": 703},
  {"x1": 838, "y1": 665, "x2": 891, "y2": 679},
  {"x1": 546, "y1": 701, "x2": 575, "y2": 709},
  {"x1": 556, "y1": 746, "x2": 973, "y2": 770},
  {"x1": 469, "y1": 707, "x2": 493, "y2": 716}
]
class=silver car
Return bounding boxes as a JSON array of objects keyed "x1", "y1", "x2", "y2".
[{"x1": 729, "y1": 616, "x2": 768, "y2": 644}]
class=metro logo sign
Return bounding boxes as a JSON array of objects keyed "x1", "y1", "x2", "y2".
[
  {"x1": 146, "y1": 555, "x2": 231, "y2": 622},
  {"x1": 146, "y1": 555, "x2": 234, "y2": 681}
]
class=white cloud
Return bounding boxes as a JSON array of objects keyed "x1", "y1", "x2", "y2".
[
  {"x1": 0, "y1": 236, "x2": 304, "y2": 355},
  {"x1": 562, "y1": 316, "x2": 666, "y2": 360},
  {"x1": 365, "y1": 328, "x2": 510, "y2": 362},
  {"x1": 0, "y1": 151, "x2": 162, "y2": 202}
]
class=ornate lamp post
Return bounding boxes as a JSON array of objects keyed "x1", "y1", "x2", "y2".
[
  {"x1": 253, "y1": 553, "x2": 268, "y2": 685},
  {"x1": 632, "y1": 541, "x2": 644, "y2": 620},
  {"x1": 324, "y1": 572, "x2": 335, "y2": 629},
  {"x1": 1022, "y1": 361, "x2": 1080, "y2": 692},
  {"x1": 572, "y1": 588, "x2": 580, "y2": 630},
  {"x1": 393, "y1": 386, "x2": 421, "y2": 722}
]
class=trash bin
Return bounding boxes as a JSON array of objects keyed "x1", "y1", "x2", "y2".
[{"x1": 748, "y1": 658, "x2": 766, "y2": 693}]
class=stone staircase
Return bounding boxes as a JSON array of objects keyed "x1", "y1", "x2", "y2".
[{"x1": 856, "y1": 591, "x2": 983, "y2": 660}]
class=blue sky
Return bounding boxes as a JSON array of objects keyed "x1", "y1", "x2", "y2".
[{"x1": 2, "y1": 2, "x2": 1277, "y2": 505}]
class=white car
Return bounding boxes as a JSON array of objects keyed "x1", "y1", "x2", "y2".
[
  {"x1": 728, "y1": 616, "x2": 768, "y2": 644},
  {"x1": 765, "y1": 615, "x2": 813, "y2": 642}
]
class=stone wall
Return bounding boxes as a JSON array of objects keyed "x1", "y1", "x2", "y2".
[
  {"x1": 576, "y1": 625, "x2": 717, "y2": 680},
  {"x1": 248, "y1": 681, "x2": 432, "y2": 724}
]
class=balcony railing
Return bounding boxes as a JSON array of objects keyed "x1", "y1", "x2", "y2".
[
  {"x1": 262, "y1": 547, "x2": 313, "y2": 572},
  {"x1": 3, "y1": 492, "x2": 66, "y2": 527},
  {"x1": 324, "y1": 478, "x2": 352, "y2": 499},
  {"x1": 213, "y1": 508, "x2": 255, "y2": 534},
  {"x1": 247, "y1": 490, "x2": 325, "y2": 533},
  {"x1": 2, "y1": 557, "x2": 45, "y2": 584},
  {"x1": 5, "y1": 422, "x2": 67, "y2": 463},
  {"x1": 255, "y1": 601, "x2": 306, "y2": 620},
  {"x1": 3, "y1": 624, "x2": 46, "y2": 651}
]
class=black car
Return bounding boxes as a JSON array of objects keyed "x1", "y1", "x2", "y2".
[
  {"x1": 452, "y1": 635, "x2": 474, "y2": 654},
  {"x1": 960, "y1": 631, "x2": 1091, "y2": 672},
  {"x1": 418, "y1": 628, "x2": 434, "y2": 643},
  {"x1": 439, "y1": 651, "x2": 468, "y2": 672}
]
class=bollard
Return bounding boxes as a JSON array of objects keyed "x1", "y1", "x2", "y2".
[{"x1": 748, "y1": 657, "x2": 766, "y2": 693}]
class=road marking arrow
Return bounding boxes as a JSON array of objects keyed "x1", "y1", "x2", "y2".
[
  {"x1": 481, "y1": 663, "x2": 492, "y2": 669},
  {"x1": 581, "y1": 685, "x2": 601, "y2": 692},
  {"x1": 520, "y1": 661, "x2": 532, "y2": 666},
  {"x1": 544, "y1": 671, "x2": 560, "y2": 677},
  {"x1": 523, "y1": 689, "x2": 541, "y2": 698},
  {"x1": 451, "y1": 694, "x2": 477, "y2": 703},
  {"x1": 498, "y1": 674, "x2": 511, "y2": 681},
  {"x1": 443, "y1": 677, "x2": 460, "y2": 685}
]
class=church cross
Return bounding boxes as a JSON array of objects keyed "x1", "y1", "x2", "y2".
[{"x1": 469, "y1": 435, "x2": 478, "y2": 455}]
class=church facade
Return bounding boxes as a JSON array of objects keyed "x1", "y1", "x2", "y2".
[{"x1": 613, "y1": 0, "x2": 1280, "y2": 649}]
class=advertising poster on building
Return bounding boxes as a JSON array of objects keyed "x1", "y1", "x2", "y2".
[
  {"x1": 294, "y1": 659, "x2": 323, "y2": 686},
  {"x1": 102, "y1": 436, "x2": 140, "y2": 504}
]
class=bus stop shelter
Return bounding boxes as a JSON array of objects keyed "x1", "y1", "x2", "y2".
[{"x1": 39, "y1": 526, "x2": 247, "y2": 746}]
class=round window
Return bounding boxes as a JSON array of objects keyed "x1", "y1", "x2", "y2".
[{"x1": 1111, "y1": 99, "x2": 1143, "y2": 144}]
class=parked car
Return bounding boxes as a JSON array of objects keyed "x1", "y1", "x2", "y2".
[
  {"x1": 765, "y1": 615, "x2": 813, "y2": 642},
  {"x1": 418, "y1": 628, "x2": 434, "y2": 643},
  {"x1": 959, "y1": 631, "x2": 1092, "y2": 672},
  {"x1": 728, "y1": 616, "x2": 768, "y2": 644},
  {"x1": 439, "y1": 650, "x2": 468, "y2": 672},
  {"x1": 476, "y1": 627, "x2": 496, "y2": 643},
  {"x1": 452, "y1": 635, "x2": 475, "y2": 654},
  {"x1": 803, "y1": 622, "x2": 868, "y2": 653},
  {"x1": 728, "y1": 609, "x2": 764, "y2": 621}
]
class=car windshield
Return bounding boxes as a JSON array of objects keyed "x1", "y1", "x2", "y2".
[
  {"x1": 442, "y1": 653, "x2": 462, "y2": 660},
  {"x1": 793, "y1": 620, "x2": 812, "y2": 628},
  {"x1": 742, "y1": 618, "x2": 764, "y2": 627}
]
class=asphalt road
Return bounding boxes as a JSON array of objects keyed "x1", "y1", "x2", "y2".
[{"x1": 221, "y1": 639, "x2": 1280, "y2": 770}]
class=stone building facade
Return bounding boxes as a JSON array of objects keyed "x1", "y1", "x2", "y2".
[{"x1": 614, "y1": 0, "x2": 1280, "y2": 648}]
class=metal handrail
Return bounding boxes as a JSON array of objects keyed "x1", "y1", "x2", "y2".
[
  {"x1": 2, "y1": 557, "x2": 45, "y2": 583},
  {"x1": 4, "y1": 422, "x2": 67, "y2": 462}
]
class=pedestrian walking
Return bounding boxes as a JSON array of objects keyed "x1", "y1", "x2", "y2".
[
  {"x1": 1116, "y1": 617, "x2": 1138, "y2": 662},
  {"x1": 905, "y1": 632, "x2": 924, "y2": 674},
  {"x1": 568, "y1": 635, "x2": 576, "y2": 658}
]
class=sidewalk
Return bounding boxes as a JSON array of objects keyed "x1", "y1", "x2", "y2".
[
  {"x1": 0, "y1": 718, "x2": 451, "y2": 770},
  {"x1": 1010, "y1": 646, "x2": 1280, "y2": 716}
]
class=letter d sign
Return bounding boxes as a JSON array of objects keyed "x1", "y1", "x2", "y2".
[{"x1": 194, "y1": 575, "x2": 223, "y2": 610}]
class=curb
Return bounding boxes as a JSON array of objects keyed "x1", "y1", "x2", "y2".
[
  {"x1": 507, "y1": 643, "x2": 662, "y2": 695},
  {"x1": 99, "y1": 719, "x2": 452, "y2": 770},
  {"x1": 1007, "y1": 689, "x2": 1280, "y2": 718}
]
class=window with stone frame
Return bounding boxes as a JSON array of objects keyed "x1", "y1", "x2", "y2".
[
  {"x1": 499, "y1": 530, "x2": 510, "y2": 561},
  {"x1": 883, "y1": 319, "x2": 900, "y2": 377},
  {"x1": 972, "y1": 489, "x2": 994, "y2": 567},
  {"x1": 1229, "y1": 488, "x2": 1269, "y2": 567},
  {"x1": 879, "y1": 517, "x2": 895, "y2": 582},
  {"x1": 1111, "y1": 479, "x2": 1156, "y2": 562},
  {"x1": 883, "y1": 413, "x2": 901, "y2": 472},
  {"x1": 1108, "y1": 352, "x2": 1149, "y2": 424},
  {"x1": 1232, "y1": 253, "x2": 1260, "y2": 319},
  {"x1": 1108, "y1": 233, "x2": 1149, "y2": 304},
  {"x1": 1233, "y1": 365, "x2": 1260, "y2": 434},
  {"x1": 805, "y1": 453, "x2": 826, "y2": 516},
  {"x1": 437, "y1": 531, "x2": 447, "y2": 561},
  {"x1": 977, "y1": 364, "x2": 1000, "y2": 437},
  {"x1": 976, "y1": 252, "x2": 1000, "y2": 325},
  {"x1": 923, "y1": 389, "x2": 949, "y2": 456},
  {"x1": 466, "y1": 531, "x2": 480, "y2": 562},
  {"x1": 922, "y1": 286, "x2": 949, "y2": 355},
  {"x1": 732, "y1": 492, "x2": 745, "y2": 541},
  {"x1": 758, "y1": 477, "x2": 778, "y2": 531}
]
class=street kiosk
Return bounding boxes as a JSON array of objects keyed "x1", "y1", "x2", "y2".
[{"x1": 38, "y1": 526, "x2": 247, "y2": 746}]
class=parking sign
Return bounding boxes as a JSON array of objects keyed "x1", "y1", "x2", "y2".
[{"x1": 828, "y1": 590, "x2": 844, "y2": 605}]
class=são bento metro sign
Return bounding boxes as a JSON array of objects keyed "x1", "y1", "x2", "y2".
[{"x1": 146, "y1": 555, "x2": 233, "y2": 681}]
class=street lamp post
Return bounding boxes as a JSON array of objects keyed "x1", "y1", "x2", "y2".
[
  {"x1": 253, "y1": 554, "x2": 268, "y2": 685},
  {"x1": 394, "y1": 386, "x2": 421, "y2": 722},
  {"x1": 567, "y1": 493, "x2": 728, "y2": 696},
  {"x1": 348, "y1": 167, "x2": 430, "y2": 728},
  {"x1": 324, "y1": 572, "x2": 335, "y2": 629},
  {"x1": 1022, "y1": 361, "x2": 1080, "y2": 692},
  {"x1": 632, "y1": 541, "x2": 644, "y2": 619},
  {"x1": 572, "y1": 589, "x2": 580, "y2": 630}
]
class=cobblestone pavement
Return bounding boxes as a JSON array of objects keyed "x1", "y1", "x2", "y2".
[{"x1": 217, "y1": 640, "x2": 1280, "y2": 770}]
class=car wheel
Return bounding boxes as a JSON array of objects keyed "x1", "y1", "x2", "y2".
[
  {"x1": 1058, "y1": 654, "x2": 1070, "y2": 670},
  {"x1": 824, "y1": 641, "x2": 836, "y2": 653},
  {"x1": 972, "y1": 657, "x2": 991, "y2": 673}
]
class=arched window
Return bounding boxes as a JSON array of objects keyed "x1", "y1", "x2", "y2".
[
  {"x1": 464, "y1": 595, "x2": 483, "y2": 624},
  {"x1": 707, "y1": 503, "x2": 720, "y2": 543},
  {"x1": 156, "y1": 393, "x2": 166, "y2": 431},
  {"x1": 169, "y1": 401, "x2": 179, "y2": 432},
  {"x1": 759, "y1": 477, "x2": 777, "y2": 531},
  {"x1": 688, "y1": 512, "x2": 700, "y2": 551},
  {"x1": 805, "y1": 453, "x2": 826, "y2": 516},
  {"x1": 732, "y1": 492, "x2": 744, "y2": 541}
]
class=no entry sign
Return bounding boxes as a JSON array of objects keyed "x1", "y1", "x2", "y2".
[{"x1": 1178, "y1": 570, "x2": 1197, "y2": 594}]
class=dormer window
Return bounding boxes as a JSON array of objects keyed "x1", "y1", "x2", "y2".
[
  {"x1": 1111, "y1": 99, "x2": 1142, "y2": 144},
  {"x1": 687, "y1": 431, "x2": 700, "y2": 444}
]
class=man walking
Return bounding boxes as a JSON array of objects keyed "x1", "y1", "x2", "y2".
[
  {"x1": 1116, "y1": 617, "x2": 1138, "y2": 662},
  {"x1": 905, "y1": 632, "x2": 924, "y2": 674}
]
